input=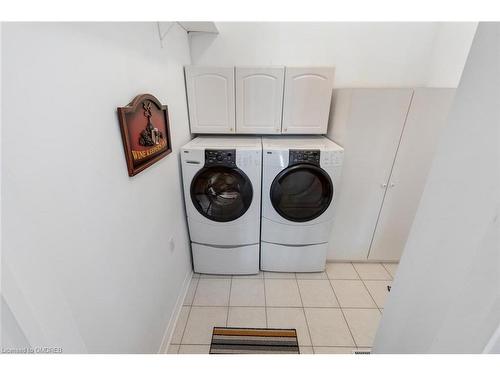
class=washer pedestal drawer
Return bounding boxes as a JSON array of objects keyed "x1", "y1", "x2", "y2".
[
  {"x1": 260, "y1": 241, "x2": 328, "y2": 272},
  {"x1": 192, "y1": 243, "x2": 260, "y2": 275}
]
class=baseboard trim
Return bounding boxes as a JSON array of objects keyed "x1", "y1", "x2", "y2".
[{"x1": 158, "y1": 269, "x2": 193, "y2": 354}]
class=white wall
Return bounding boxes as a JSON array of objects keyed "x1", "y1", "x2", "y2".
[
  {"x1": 189, "y1": 22, "x2": 476, "y2": 88},
  {"x1": 1, "y1": 22, "x2": 193, "y2": 353},
  {"x1": 373, "y1": 22, "x2": 500, "y2": 354},
  {"x1": 426, "y1": 23, "x2": 478, "y2": 87},
  {"x1": 2, "y1": 296, "x2": 30, "y2": 351}
]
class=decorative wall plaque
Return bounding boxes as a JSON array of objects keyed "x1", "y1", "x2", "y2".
[{"x1": 117, "y1": 94, "x2": 172, "y2": 176}]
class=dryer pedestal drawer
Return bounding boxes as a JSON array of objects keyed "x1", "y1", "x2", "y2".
[
  {"x1": 261, "y1": 217, "x2": 333, "y2": 245},
  {"x1": 260, "y1": 241, "x2": 328, "y2": 272},
  {"x1": 192, "y1": 243, "x2": 260, "y2": 275}
]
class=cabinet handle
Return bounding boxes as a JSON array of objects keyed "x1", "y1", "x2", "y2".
[
  {"x1": 381, "y1": 183, "x2": 388, "y2": 188},
  {"x1": 284, "y1": 128, "x2": 287, "y2": 132},
  {"x1": 389, "y1": 183, "x2": 396, "y2": 188}
]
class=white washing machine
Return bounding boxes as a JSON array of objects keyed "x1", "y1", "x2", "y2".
[
  {"x1": 261, "y1": 136, "x2": 344, "y2": 272},
  {"x1": 181, "y1": 136, "x2": 262, "y2": 275}
]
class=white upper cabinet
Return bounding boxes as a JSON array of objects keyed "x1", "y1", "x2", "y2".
[
  {"x1": 185, "y1": 66, "x2": 335, "y2": 134},
  {"x1": 235, "y1": 67, "x2": 284, "y2": 134},
  {"x1": 282, "y1": 67, "x2": 335, "y2": 134},
  {"x1": 185, "y1": 66, "x2": 235, "y2": 134}
]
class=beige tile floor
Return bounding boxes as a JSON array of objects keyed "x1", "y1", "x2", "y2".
[{"x1": 168, "y1": 262, "x2": 397, "y2": 354}]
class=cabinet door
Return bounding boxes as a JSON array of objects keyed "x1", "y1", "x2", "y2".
[
  {"x1": 368, "y1": 88, "x2": 456, "y2": 261},
  {"x1": 282, "y1": 67, "x2": 334, "y2": 134},
  {"x1": 327, "y1": 89, "x2": 414, "y2": 260},
  {"x1": 185, "y1": 66, "x2": 235, "y2": 134},
  {"x1": 236, "y1": 67, "x2": 284, "y2": 134}
]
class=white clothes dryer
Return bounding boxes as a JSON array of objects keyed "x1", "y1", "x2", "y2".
[{"x1": 261, "y1": 136, "x2": 344, "y2": 272}]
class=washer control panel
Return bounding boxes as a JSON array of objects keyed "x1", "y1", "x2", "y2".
[
  {"x1": 205, "y1": 149, "x2": 236, "y2": 167},
  {"x1": 289, "y1": 149, "x2": 321, "y2": 166},
  {"x1": 323, "y1": 150, "x2": 344, "y2": 166}
]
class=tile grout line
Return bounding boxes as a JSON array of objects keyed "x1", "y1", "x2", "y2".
[
  {"x1": 351, "y1": 262, "x2": 385, "y2": 310},
  {"x1": 380, "y1": 263, "x2": 396, "y2": 280},
  {"x1": 225, "y1": 276, "x2": 233, "y2": 326},
  {"x1": 195, "y1": 304, "x2": 289, "y2": 308},
  {"x1": 294, "y1": 277, "x2": 313, "y2": 353},
  {"x1": 312, "y1": 306, "x2": 380, "y2": 310},
  {"x1": 327, "y1": 275, "x2": 357, "y2": 348},
  {"x1": 339, "y1": 307, "x2": 357, "y2": 348},
  {"x1": 350, "y1": 262, "x2": 385, "y2": 349},
  {"x1": 280, "y1": 306, "x2": 379, "y2": 310},
  {"x1": 189, "y1": 304, "x2": 381, "y2": 309},
  {"x1": 177, "y1": 276, "x2": 199, "y2": 350},
  {"x1": 200, "y1": 275, "x2": 392, "y2": 282},
  {"x1": 263, "y1": 274, "x2": 269, "y2": 328}
]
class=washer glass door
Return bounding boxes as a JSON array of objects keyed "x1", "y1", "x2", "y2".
[
  {"x1": 270, "y1": 164, "x2": 333, "y2": 222},
  {"x1": 191, "y1": 166, "x2": 253, "y2": 222}
]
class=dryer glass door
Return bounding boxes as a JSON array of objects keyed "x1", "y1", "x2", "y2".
[
  {"x1": 270, "y1": 164, "x2": 333, "y2": 222},
  {"x1": 191, "y1": 166, "x2": 253, "y2": 222}
]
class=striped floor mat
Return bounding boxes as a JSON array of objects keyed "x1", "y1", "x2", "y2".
[{"x1": 210, "y1": 327, "x2": 299, "y2": 354}]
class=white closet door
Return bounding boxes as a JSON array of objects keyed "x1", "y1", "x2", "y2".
[
  {"x1": 328, "y1": 88, "x2": 414, "y2": 260},
  {"x1": 185, "y1": 66, "x2": 235, "y2": 134},
  {"x1": 368, "y1": 88, "x2": 456, "y2": 261},
  {"x1": 282, "y1": 67, "x2": 334, "y2": 134},
  {"x1": 235, "y1": 67, "x2": 284, "y2": 134}
]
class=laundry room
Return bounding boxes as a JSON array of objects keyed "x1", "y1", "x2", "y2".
[{"x1": 1, "y1": 6, "x2": 499, "y2": 370}]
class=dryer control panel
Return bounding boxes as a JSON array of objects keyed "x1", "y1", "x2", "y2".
[
  {"x1": 205, "y1": 149, "x2": 236, "y2": 167},
  {"x1": 289, "y1": 149, "x2": 321, "y2": 166}
]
